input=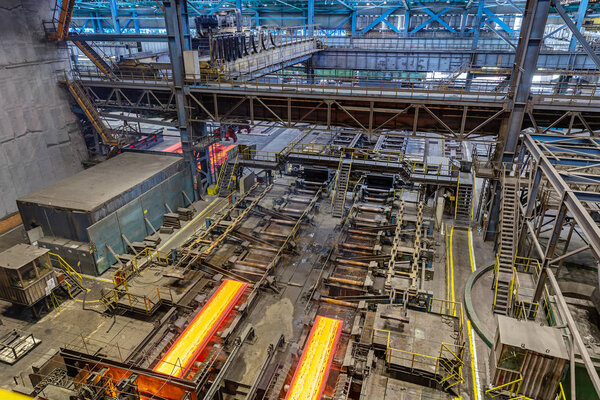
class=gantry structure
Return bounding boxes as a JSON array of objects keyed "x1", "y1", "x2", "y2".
[{"x1": 47, "y1": 0, "x2": 600, "y2": 234}]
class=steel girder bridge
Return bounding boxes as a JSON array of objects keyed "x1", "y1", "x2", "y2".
[{"x1": 79, "y1": 73, "x2": 600, "y2": 139}]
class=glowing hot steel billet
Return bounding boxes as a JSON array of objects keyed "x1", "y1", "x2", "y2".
[
  {"x1": 285, "y1": 316, "x2": 343, "y2": 400},
  {"x1": 154, "y1": 279, "x2": 247, "y2": 377}
]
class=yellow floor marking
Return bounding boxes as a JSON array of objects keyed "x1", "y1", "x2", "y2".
[
  {"x1": 467, "y1": 227, "x2": 481, "y2": 400},
  {"x1": 449, "y1": 226, "x2": 456, "y2": 307},
  {"x1": 468, "y1": 228, "x2": 476, "y2": 273},
  {"x1": 467, "y1": 321, "x2": 480, "y2": 400}
]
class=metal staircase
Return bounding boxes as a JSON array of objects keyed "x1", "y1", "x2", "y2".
[
  {"x1": 66, "y1": 79, "x2": 120, "y2": 146},
  {"x1": 49, "y1": 253, "x2": 86, "y2": 297},
  {"x1": 52, "y1": 0, "x2": 76, "y2": 40},
  {"x1": 216, "y1": 154, "x2": 239, "y2": 196},
  {"x1": 493, "y1": 173, "x2": 519, "y2": 315},
  {"x1": 332, "y1": 156, "x2": 353, "y2": 217},
  {"x1": 72, "y1": 40, "x2": 117, "y2": 79},
  {"x1": 454, "y1": 180, "x2": 473, "y2": 220}
]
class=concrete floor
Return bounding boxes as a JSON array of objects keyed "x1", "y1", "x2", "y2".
[{"x1": 1, "y1": 131, "x2": 595, "y2": 400}]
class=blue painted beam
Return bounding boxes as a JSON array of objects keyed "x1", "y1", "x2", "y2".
[
  {"x1": 544, "y1": 24, "x2": 566, "y2": 40},
  {"x1": 383, "y1": 18, "x2": 401, "y2": 34},
  {"x1": 109, "y1": 0, "x2": 121, "y2": 33},
  {"x1": 79, "y1": 19, "x2": 90, "y2": 34},
  {"x1": 404, "y1": 9, "x2": 410, "y2": 35},
  {"x1": 411, "y1": 4, "x2": 454, "y2": 34},
  {"x1": 483, "y1": 7, "x2": 514, "y2": 34},
  {"x1": 573, "y1": 190, "x2": 600, "y2": 203},
  {"x1": 472, "y1": 0, "x2": 484, "y2": 48},
  {"x1": 360, "y1": 5, "x2": 401, "y2": 34},
  {"x1": 333, "y1": 13, "x2": 353, "y2": 31},
  {"x1": 570, "y1": 0, "x2": 589, "y2": 51},
  {"x1": 133, "y1": 11, "x2": 140, "y2": 33},
  {"x1": 421, "y1": 4, "x2": 455, "y2": 33},
  {"x1": 210, "y1": 0, "x2": 229, "y2": 14},
  {"x1": 351, "y1": 10, "x2": 357, "y2": 35},
  {"x1": 308, "y1": 0, "x2": 315, "y2": 31}
]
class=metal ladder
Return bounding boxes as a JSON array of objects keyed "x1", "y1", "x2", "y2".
[
  {"x1": 72, "y1": 40, "x2": 117, "y2": 79},
  {"x1": 332, "y1": 155, "x2": 353, "y2": 217},
  {"x1": 54, "y1": 0, "x2": 76, "y2": 40},
  {"x1": 49, "y1": 252, "x2": 87, "y2": 296},
  {"x1": 217, "y1": 153, "x2": 239, "y2": 196},
  {"x1": 493, "y1": 173, "x2": 519, "y2": 315},
  {"x1": 454, "y1": 180, "x2": 473, "y2": 220},
  {"x1": 66, "y1": 79, "x2": 119, "y2": 146}
]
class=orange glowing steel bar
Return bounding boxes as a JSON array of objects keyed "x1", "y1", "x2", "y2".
[
  {"x1": 154, "y1": 279, "x2": 247, "y2": 377},
  {"x1": 285, "y1": 316, "x2": 343, "y2": 400}
]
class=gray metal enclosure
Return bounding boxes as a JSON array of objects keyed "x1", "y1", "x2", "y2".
[{"x1": 17, "y1": 152, "x2": 194, "y2": 275}]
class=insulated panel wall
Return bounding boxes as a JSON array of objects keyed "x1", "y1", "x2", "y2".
[
  {"x1": 0, "y1": 0, "x2": 87, "y2": 219},
  {"x1": 87, "y1": 169, "x2": 193, "y2": 274}
]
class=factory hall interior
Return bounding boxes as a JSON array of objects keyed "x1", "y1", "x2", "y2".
[{"x1": 6, "y1": 1, "x2": 600, "y2": 400}]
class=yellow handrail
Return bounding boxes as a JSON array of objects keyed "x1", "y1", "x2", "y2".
[
  {"x1": 49, "y1": 252, "x2": 84, "y2": 289},
  {"x1": 454, "y1": 171, "x2": 461, "y2": 219},
  {"x1": 373, "y1": 328, "x2": 464, "y2": 387},
  {"x1": 485, "y1": 375, "x2": 523, "y2": 398},
  {"x1": 225, "y1": 151, "x2": 240, "y2": 192},
  {"x1": 331, "y1": 151, "x2": 345, "y2": 207}
]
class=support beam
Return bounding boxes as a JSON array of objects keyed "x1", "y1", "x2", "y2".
[
  {"x1": 411, "y1": 5, "x2": 453, "y2": 34},
  {"x1": 164, "y1": 0, "x2": 198, "y2": 199},
  {"x1": 361, "y1": 6, "x2": 401, "y2": 34},
  {"x1": 553, "y1": 0, "x2": 600, "y2": 69},
  {"x1": 108, "y1": 0, "x2": 121, "y2": 33},
  {"x1": 500, "y1": 0, "x2": 551, "y2": 158},
  {"x1": 569, "y1": 0, "x2": 589, "y2": 51},
  {"x1": 308, "y1": 0, "x2": 315, "y2": 35},
  {"x1": 472, "y1": 0, "x2": 484, "y2": 48}
]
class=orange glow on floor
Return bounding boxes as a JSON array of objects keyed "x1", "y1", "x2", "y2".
[
  {"x1": 285, "y1": 316, "x2": 343, "y2": 400},
  {"x1": 162, "y1": 142, "x2": 236, "y2": 173},
  {"x1": 153, "y1": 279, "x2": 247, "y2": 378}
]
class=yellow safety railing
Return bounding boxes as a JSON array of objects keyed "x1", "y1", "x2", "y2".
[
  {"x1": 331, "y1": 151, "x2": 346, "y2": 207},
  {"x1": 101, "y1": 285, "x2": 173, "y2": 314},
  {"x1": 493, "y1": 253, "x2": 501, "y2": 307},
  {"x1": 514, "y1": 256, "x2": 542, "y2": 277},
  {"x1": 556, "y1": 383, "x2": 566, "y2": 400},
  {"x1": 485, "y1": 375, "x2": 523, "y2": 398},
  {"x1": 454, "y1": 171, "x2": 461, "y2": 219},
  {"x1": 225, "y1": 151, "x2": 240, "y2": 192},
  {"x1": 516, "y1": 300, "x2": 539, "y2": 321},
  {"x1": 49, "y1": 252, "x2": 85, "y2": 290},
  {"x1": 492, "y1": 250, "x2": 520, "y2": 313},
  {"x1": 427, "y1": 298, "x2": 464, "y2": 343},
  {"x1": 112, "y1": 248, "x2": 168, "y2": 288},
  {"x1": 215, "y1": 149, "x2": 238, "y2": 193},
  {"x1": 373, "y1": 328, "x2": 464, "y2": 387},
  {"x1": 239, "y1": 148, "x2": 280, "y2": 164}
]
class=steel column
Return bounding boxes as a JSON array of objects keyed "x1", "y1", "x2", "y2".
[
  {"x1": 164, "y1": 0, "x2": 198, "y2": 199},
  {"x1": 472, "y1": 0, "x2": 485, "y2": 49},
  {"x1": 308, "y1": 0, "x2": 315, "y2": 35},
  {"x1": 501, "y1": 0, "x2": 550, "y2": 158}
]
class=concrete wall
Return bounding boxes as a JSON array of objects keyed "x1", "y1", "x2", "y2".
[{"x1": 0, "y1": 0, "x2": 87, "y2": 219}]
